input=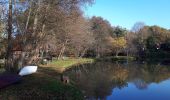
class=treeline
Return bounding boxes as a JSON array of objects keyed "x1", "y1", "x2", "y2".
[
  {"x1": 0, "y1": 0, "x2": 170, "y2": 71},
  {"x1": 130, "y1": 24, "x2": 170, "y2": 60},
  {"x1": 0, "y1": 0, "x2": 95, "y2": 70}
]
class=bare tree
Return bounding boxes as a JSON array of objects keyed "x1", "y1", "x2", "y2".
[
  {"x1": 90, "y1": 16, "x2": 113, "y2": 57},
  {"x1": 69, "y1": 16, "x2": 94, "y2": 57},
  {"x1": 131, "y1": 22, "x2": 145, "y2": 33}
]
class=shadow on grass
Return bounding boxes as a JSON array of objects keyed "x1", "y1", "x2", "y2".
[{"x1": 0, "y1": 66, "x2": 84, "y2": 100}]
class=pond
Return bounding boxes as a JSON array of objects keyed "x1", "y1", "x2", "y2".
[{"x1": 63, "y1": 61, "x2": 170, "y2": 100}]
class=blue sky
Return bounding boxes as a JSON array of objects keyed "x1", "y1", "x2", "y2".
[{"x1": 83, "y1": 0, "x2": 170, "y2": 30}]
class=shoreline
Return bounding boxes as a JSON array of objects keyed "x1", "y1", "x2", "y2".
[{"x1": 39, "y1": 58, "x2": 95, "y2": 73}]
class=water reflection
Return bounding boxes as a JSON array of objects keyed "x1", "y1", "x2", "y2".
[{"x1": 64, "y1": 62, "x2": 170, "y2": 100}]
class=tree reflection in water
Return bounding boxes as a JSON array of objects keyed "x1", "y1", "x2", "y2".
[{"x1": 64, "y1": 61, "x2": 170, "y2": 99}]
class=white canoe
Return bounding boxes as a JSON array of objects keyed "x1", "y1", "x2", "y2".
[{"x1": 19, "y1": 66, "x2": 38, "y2": 76}]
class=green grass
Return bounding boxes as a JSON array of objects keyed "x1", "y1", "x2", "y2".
[
  {"x1": 46, "y1": 58, "x2": 94, "y2": 68},
  {"x1": 112, "y1": 56, "x2": 136, "y2": 61},
  {"x1": 95, "y1": 56, "x2": 136, "y2": 62},
  {"x1": 0, "y1": 76, "x2": 83, "y2": 100},
  {"x1": 39, "y1": 58, "x2": 94, "y2": 73},
  {"x1": 0, "y1": 58, "x2": 95, "y2": 100},
  {"x1": 0, "y1": 66, "x2": 84, "y2": 100}
]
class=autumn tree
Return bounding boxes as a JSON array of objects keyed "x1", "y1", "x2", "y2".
[
  {"x1": 3, "y1": 0, "x2": 94, "y2": 71},
  {"x1": 132, "y1": 25, "x2": 170, "y2": 58},
  {"x1": 113, "y1": 26, "x2": 127, "y2": 37},
  {"x1": 90, "y1": 16, "x2": 113, "y2": 57},
  {"x1": 0, "y1": 1, "x2": 7, "y2": 58},
  {"x1": 109, "y1": 37, "x2": 127, "y2": 56},
  {"x1": 68, "y1": 16, "x2": 94, "y2": 58},
  {"x1": 126, "y1": 31, "x2": 138, "y2": 56},
  {"x1": 0, "y1": 22, "x2": 6, "y2": 58}
]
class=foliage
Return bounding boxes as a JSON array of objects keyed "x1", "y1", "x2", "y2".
[
  {"x1": 113, "y1": 26, "x2": 127, "y2": 37},
  {"x1": 90, "y1": 16, "x2": 114, "y2": 57},
  {"x1": 146, "y1": 36, "x2": 158, "y2": 51},
  {"x1": 1, "y1": 0, "x2": 170, "y2": 71},
  {"x1": 132, "y1": 25, "x2": 170, "y2": 58},
  {"x1": 110, "y1": 37, "x2": 127, "y2": 56},
  {"x1": 131, "y1": 22, "x2": 145, "y2": 33},
  {"x1": 0, "y1": 22, "x2": 6, "y2": 58},
  {"x1": 2, "y1": 0, "x2": 94, "y2": 71}
]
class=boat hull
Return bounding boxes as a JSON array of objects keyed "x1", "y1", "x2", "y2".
[
  {"x1": 0, "y1": 74, "x2": 22, "y2": 89},
  {"x1": 19, "y1": 66, "x2": 38, "y2": 76}
]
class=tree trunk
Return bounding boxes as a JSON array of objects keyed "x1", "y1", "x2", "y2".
[
  {"x1": 80, "y1": 48, "x2": 87, "y2": 58},
  {"x1": 26, "y1": 0, "x2": 41, "y2": 64},
  {"x1": 96, "y1": 45, "x2": 100, "y2": 58},
  {"x1": 58, "y1": 39, "x2": 68, "y2": 60},
  {"x1": 17, "y1": 0, "x2": 33, "y2": 68},
  {"x1": 5, "y1": 0, "x2": 14, "y2": 72},
  {"x1": 116, "y1": 50, "x2": 119, "y2": 57},
  {"x1": 18, "y1": 52, "x2": 26, "y2": 69}
]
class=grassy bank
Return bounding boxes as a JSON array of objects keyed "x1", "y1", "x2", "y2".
[
  {"x1": 0, "y1": 58, "x2": 94, "y2": 100},
  {"x1": 95, "y1": 56, "x2": 136, "y2": 62},
  {"x1": 49, "y1": 58, "x2": 94, "y2": 68},
  {"x1": 112, "y1": 56, "x2": 136, "y2": 61},
  {"x1": 0, "y1": 70, "x2": 84, "y2": 100},
  {"x1": 40, "y1": 58, "x2": 94, "y2": 73}
]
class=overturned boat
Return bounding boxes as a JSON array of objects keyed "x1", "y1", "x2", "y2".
[
  {"x1": 0, "y1": 66, "x2": 38, "y2": 89},
  {"x1": 0, "y1": 74, "x2": 21, "y2": 89},
  {"x1": 19, "y1": 66, "x2": 38, "y2": 76}
]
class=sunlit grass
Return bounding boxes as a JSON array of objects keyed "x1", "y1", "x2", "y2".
[
  {"x1": 112, "y1": 56, "x2": 136, "y2": 61},
  {"x1": 0, "y1": 58, "x2": 93, "y2": 99},
  {"x1": 0, "y1": 65, "x2": 84, "y2": 100},
  {"x1": 47, "y1": 58, "x2": 94, "y2": 68}
]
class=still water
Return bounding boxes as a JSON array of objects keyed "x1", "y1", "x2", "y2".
[{"x1": 64, "y1": 61, "x2": 170, "y2": 100}]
